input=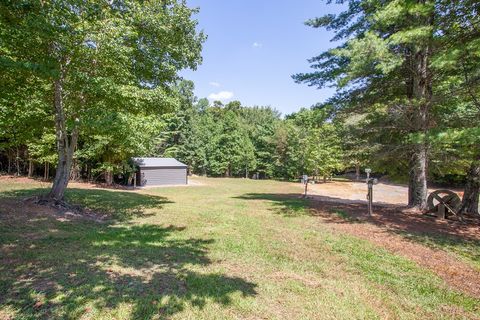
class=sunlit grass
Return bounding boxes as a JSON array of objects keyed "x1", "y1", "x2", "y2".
[{"x1": 0, "y1": 177, "x2": 479, "y2": 319}]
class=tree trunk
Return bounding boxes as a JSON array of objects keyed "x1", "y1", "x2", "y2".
[
  {"x1": 28, "y1": 160, "x2": 34, "y2": 178},
  {"x1": 7, "y1": 152, "x2": 12, "y2": 174},
  {"x1": 226, "y1": 164, "x2": 231, "y2": 177},
  {"x1": 44, "y1": 162, "x2": 49, "y2": 180},
  {"x1": 408, "y1": 146, "x2": 428, "y2": 209},
  {"x1": 70, "y1": 159, "x2": 80, "y2": 181},
  {"x1": 460, "y1": 155, "x2": 480, "y2": 215},
  {"x1": 47, "y1": 71, "x2": 78, "y2": 201},
  {"x1": 407, "y1": 60, "x2": 430, "y2": 210},
  {"x1": 355, "y1": 163, "x2": 360, "y2": 181},
  {"x1": 105, "y1": 170, "x2": 113, "y2": 185},
  {"x1": 406, "y1": 11, "x2": 432, "y2": 210},
  {"x1": 15, "y1": 147, "x2": 20, "y2": 176},
  {"x1": 86, "y1": 164, "x2": 92, "y2": 181}
]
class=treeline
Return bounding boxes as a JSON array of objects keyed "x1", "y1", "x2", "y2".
[
  {"x1": 0, "y1": 0, "x2": 478, "y2": 214},
  {"x1": 1, "y1": 74, "x2": 478, "y2": 189},
  {"x1": 155, "y1": 82, "x2": 344, "y2": 180},
  {"x1": 0, "y1": 78, "x2": 345, "y2": 183}
]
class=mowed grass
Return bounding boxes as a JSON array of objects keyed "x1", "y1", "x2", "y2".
[{"x1": 0, "y1": 177, "x2": 479, "y2": 319}]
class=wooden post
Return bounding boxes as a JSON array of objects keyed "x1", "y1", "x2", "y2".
[
  {"x1": 438, "y1": 203, "x2": 446, "y2": 219},
  {"x1": 302, "y1": 175, "x2": 308, "y2": 198},
  {"x1": 367, "y1": 185, "x2": 373, "y2": 215},
  {"x1": 367, "y1": 179, "x2": 374, "y2": 215}
]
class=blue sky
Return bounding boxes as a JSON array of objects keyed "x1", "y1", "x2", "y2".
[{"x1": 180, "y1": 0, "x2": 345, "y2": 116}]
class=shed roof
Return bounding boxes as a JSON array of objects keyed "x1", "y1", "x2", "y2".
[{"x1": 133, "y1": 157, "x2": 187, "y2": 168}]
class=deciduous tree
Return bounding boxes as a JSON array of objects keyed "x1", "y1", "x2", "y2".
[{"x1": 0, "y1": 0, "x2": 205, "y2": 201}]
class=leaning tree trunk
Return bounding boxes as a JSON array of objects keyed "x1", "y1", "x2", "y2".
[
  {"x1": 47, "y1": 72, "x2": 78, "y2": 201},
  {"x1": 460, "y1": 155, "x2": 480, "y2": 215}
]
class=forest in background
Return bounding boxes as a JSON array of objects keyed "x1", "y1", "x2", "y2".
[
  {"x1": 0, "y1": 77, "x2": 344, "y2": 183},
  {"x1": 0, "y1": 0, "x2": 478, "y2": 213},
  {"x1": 0, "y1": 76, "x2": 475, "y2": 185}
]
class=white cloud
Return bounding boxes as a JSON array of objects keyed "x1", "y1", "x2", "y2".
[
  {"x1": 252, "y1": 42, "x2": 263, "y2": 48},
  {"x1": 208, "y1": 91, "x2": 234, "y2": 101},
  {"x1": 209, "y1": 81, "x2": 221, "y2": 87}
]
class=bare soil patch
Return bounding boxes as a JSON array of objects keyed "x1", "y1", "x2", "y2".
[
  {"x1": 0, "y1": 197, "x2": 109, "y2": 223},
  {"x1": 307, "y1": 180, "x2": 463, "y2": 206},
  {"x1": 0, "y1": 175, "x2": 204, "y2": 191},
  {"x1": 305, "y1": 199, "x2": 480, "y2": 297},
  {"x1": 0, "y1": 175, "x2": 38, "y2": 183}
]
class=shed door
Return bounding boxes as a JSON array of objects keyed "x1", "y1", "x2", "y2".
[{"x1": 141, "y1": 167, "x2": 187, "y2": 186}]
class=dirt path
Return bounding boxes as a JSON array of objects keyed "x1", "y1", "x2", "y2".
[
  {"x1": 306, "y1": 199, "x2": 480, "y2": 297},
  {"x1": 307, "y1": 180, "x2": 463, "y2": 206}
]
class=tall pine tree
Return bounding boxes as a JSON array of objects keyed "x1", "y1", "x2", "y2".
[{"x1": 294, "y1": 0, "x2": 442, "y2": 209}]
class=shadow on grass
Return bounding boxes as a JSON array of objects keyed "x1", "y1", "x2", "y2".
[
  {"x1": 236, "y1": 192, "x2": 480, "y2": 268},
  {"x1": 235, "y1": 193, "x2": 364, "y2": 223},
  {"x1": 234, "y1": 193, "x2": 310, "y2": 217},
  {"x1": 0, "y1": 221, "x2": 257, "y2": 319},
  {"x1": 1, "y1": 187, "x2": 173, "y2": 220}
]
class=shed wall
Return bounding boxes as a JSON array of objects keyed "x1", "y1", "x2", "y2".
[{"x1": 140, "y1": 167, "x2": 187, "y2": 186}]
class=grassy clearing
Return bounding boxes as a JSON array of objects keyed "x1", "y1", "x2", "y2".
[{"x1": 1, "y1": 177, "x2": 479, "y2": 319}]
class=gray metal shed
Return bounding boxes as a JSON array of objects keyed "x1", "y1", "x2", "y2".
[{"x1": 133, "y1": 157, "x2": 187, "y2": 186}]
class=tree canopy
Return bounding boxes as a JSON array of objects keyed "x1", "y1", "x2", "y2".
[
  {"x1": 0, "y1": 0, "x2": 478, "y2": 214},
  {"x1": 293, "y1": 0, "x2": 480, "y2": 211},
  {"x1": 0, "y1": 0, "x2": 205, "y2": 200}
]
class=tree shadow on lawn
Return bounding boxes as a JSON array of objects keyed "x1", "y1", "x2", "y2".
[
  {"x1": 235, "y1": 193, "x2": 365, "y2": 222},
  {"x1": 235, "y1": 193, "x2": 312, "y2": 217},
  {"x1": 1, "y1": 187, "x2": 174, "y2": 220},
  {"x1": 236, "y1": 193, "x2": 480, "y2": 266},
  {"x1": 0, "y1": 220, "x2": 257, "y2": 319}
]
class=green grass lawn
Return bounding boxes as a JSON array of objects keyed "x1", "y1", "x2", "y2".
[{"x1": 1, "y1": 177, "x2": 479, "y2": 319}]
